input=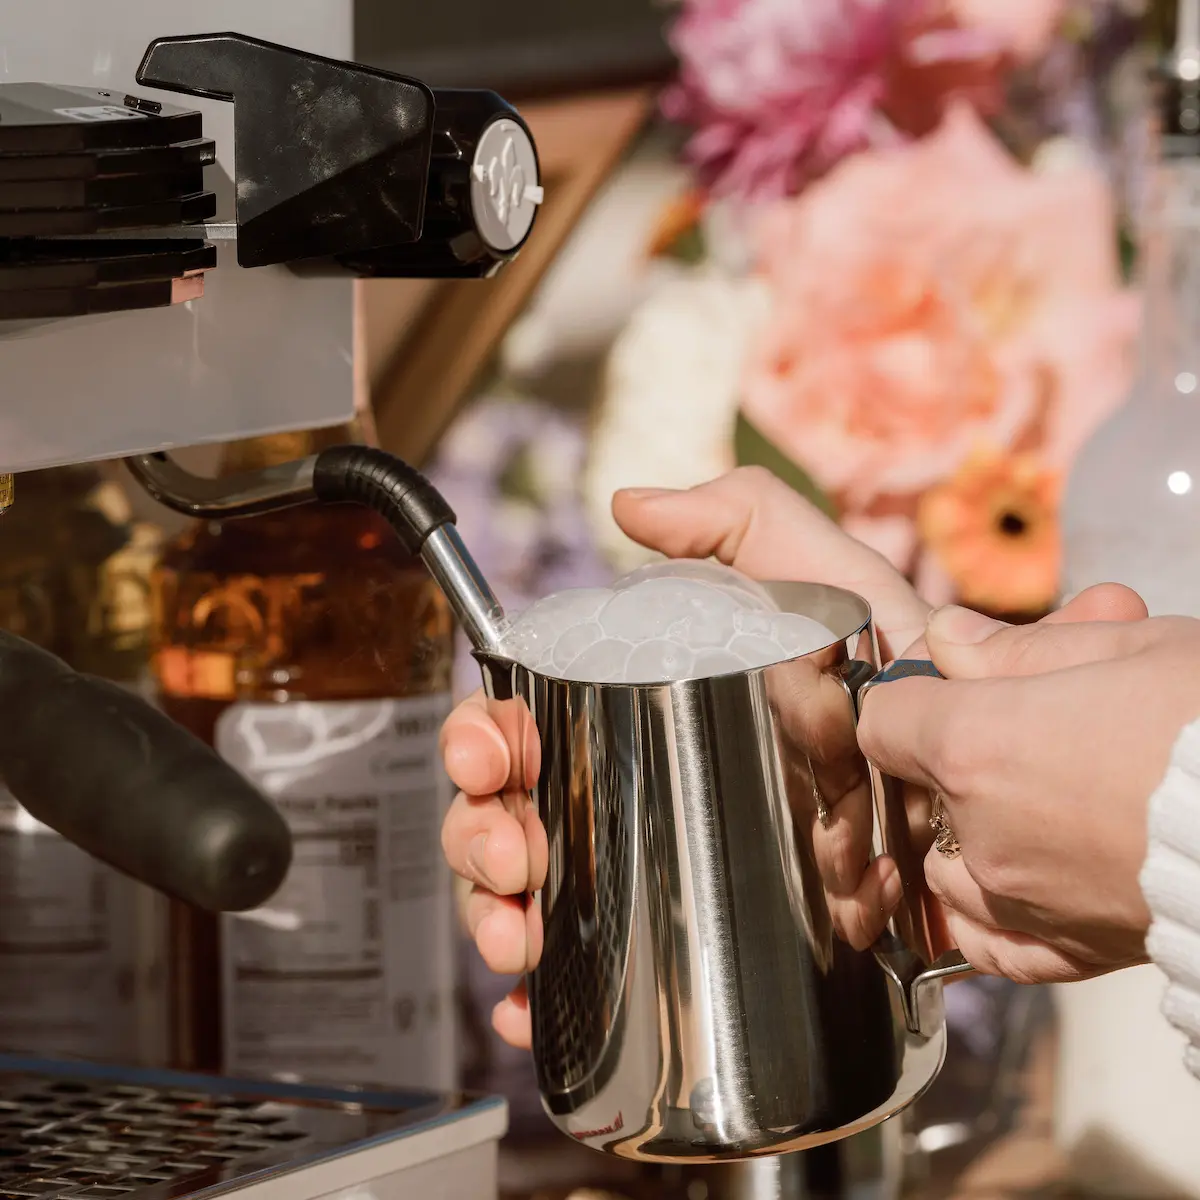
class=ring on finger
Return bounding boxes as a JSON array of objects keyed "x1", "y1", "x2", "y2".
[
  {"x1": 929, "y1": 791, "x2": 961, "y2": 859},
  {"x1": 810, "y1": 760, "x2": 831, "y2": 828}
]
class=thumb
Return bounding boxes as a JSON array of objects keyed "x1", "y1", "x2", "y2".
[
  {"x1": 611, "y1": 468, "x2": 849, "y2": 580},
  {"x1": 1055, "y1": 582, "x2": 1148, "y2": 623},
  {"x1": 894, "y1": 582, "x2": 1147, "y2": 665},
  {"x1": 926, "y1": 604, "x2": 1152, "y2": 680},
  {"x1": 611, "y1": 467, "x2": 931, "y2": 654}
]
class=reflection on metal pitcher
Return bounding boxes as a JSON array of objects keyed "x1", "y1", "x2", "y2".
[{"x1": 477, "y1": 582, "x2": 971, "y2": 1162}]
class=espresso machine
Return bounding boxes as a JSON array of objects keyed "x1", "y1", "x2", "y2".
[{"x1": 0, "y1": 3, "x2": 545, "y2": 1197}]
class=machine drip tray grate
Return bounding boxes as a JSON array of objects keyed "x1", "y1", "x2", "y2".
[
  {"x1": 0, "y1": 1055, "x2": 503, "y2": 1200},
  {"x1": 0, "y1": 1078, "x2": 308, "y2": 1197}
]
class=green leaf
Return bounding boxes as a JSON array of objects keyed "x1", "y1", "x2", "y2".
[
  {"x1": 661, "y1": 222, "x2": 708, "y2": 266},
  {"x1": 1118, "y1": 222, "x2": 1137, "y2": 283},
  {"x1": 497, "y1": 443, "x2": 541, "y2": 506},
  {"x1": 734, "y1": 413, "x2": 837, "y2": 519}
]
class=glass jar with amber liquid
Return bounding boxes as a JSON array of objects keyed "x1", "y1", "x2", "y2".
[
  {"x1": 151, "y1": 415, "x2": 457, "y2": 1089},
  {"x1": 0, "y1": 466, "x2": 169, "y2": 1066}
]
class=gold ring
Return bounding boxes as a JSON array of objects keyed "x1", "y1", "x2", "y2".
[
  {"x1": 808, "y1": 756, "x2": 831, "y2": 828},
  {"x1": 930, "y1": 792, "x2": 961, "y2": 858}
]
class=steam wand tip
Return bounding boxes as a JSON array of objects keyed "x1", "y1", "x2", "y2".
[{"x1": 419, "y1": 524, "x2": 511, "y2": 656}]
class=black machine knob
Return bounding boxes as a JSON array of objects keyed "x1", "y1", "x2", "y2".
[{"x1": 137, "y1": 32, "x2": 543, "y2": 278}]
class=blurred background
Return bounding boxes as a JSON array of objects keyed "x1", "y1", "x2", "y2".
[{"x1": 9, "y1": 0, "x2": 1200, "y2": 1197}]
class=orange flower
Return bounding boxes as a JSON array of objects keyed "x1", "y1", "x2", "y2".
[{"x1": 918, "y1": 447, "x2": 1061, "y2": 614}]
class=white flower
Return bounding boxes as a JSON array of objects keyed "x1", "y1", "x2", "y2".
[
  {"x1": 582, "y1": 270, "x2": 770, "y2": 573},
  {"x1": 1032, "y1": 135, "x2": 1099, "y2": 176},
  {"x1": 499, "y1": 143, "x2": 693, "y2": 383}
]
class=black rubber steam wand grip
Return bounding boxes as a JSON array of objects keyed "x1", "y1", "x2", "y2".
[{"x1": 0, "y1": 630, "x2": 292, "y2": 912}]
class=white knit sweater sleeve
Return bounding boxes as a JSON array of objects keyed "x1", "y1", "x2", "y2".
[{"x1": 1140, "y1": 719, "x2": 1200, "y2": 1079}]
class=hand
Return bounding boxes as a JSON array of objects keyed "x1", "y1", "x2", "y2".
[
  {"x1": 856, "y1": 589, "x2": 1200, "y2": 984},
  {"x1": 441, "y1": 467, "x2": 935, "y2": 1047},
  {"x1": 823, "y1": 583, "x2": 1151, "y2": 955}
]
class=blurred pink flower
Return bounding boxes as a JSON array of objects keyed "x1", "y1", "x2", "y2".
[
  {"x1": 661, "y1": 0, "x2": 1011, "y2": 201},
  {"x1": 950, "y1": 0, "x2": 1066, "y2": 62},
  {"x1": 740, "y1": 103, "x2": 1139, "y2": 554}
]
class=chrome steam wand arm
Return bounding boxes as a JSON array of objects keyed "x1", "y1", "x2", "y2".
[
  {"x1": 126, "y1": 451, "x2": 318, "y2": 518},
  {"x1": 125, "y1": 447, "x2": 511, "y2": 654}
]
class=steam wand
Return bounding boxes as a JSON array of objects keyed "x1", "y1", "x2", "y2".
[{"x1": 124, "y1": 446, "x2": 512, "y2": 654}]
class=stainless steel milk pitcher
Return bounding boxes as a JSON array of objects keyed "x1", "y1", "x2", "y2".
[{"x1": 476, "y1": 581, "x2": 971, "y2": 1163}]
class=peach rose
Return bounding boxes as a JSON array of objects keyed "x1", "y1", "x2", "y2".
[{"x1": 741, "y1": 103, "x2": 1137, "y2": 536}]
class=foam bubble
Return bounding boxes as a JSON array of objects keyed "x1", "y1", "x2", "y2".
[
  {"x1": 733, "y1": 609, "x2": 774, "y2": 637},
  {"x1": 597, "y1": 584, "x2": 688, "y2": 641},
  {"x1": 692, "y1": 648, "x2": 749, "y2": 676},
  {"x1": 500, "y1": 586, "x2": 610, "y2": 662},
  {"x1": 550, "y1": 621, "x2": 603, "y2": 672},
  {"x1": 603, "y1": 578, "x2": 742, "y2": 648},
  {"x1": 771, "y1": 612, "x2": 838, "y2": 656},
  {"x1": 625, "y1": 639, "x2": 695, "y2": 682},
  {"x1": 616, "y1": 559, "x2": 778, "y2": 611},
  {"x1": 559, "y1": 638, "x2": 634, "y2": 682},
  {"x1": 728, "y1": 634, "x2": 786, "y2": 670}
]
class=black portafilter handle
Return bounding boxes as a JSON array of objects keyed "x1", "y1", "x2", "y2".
[{"x1": 0, "y1": 630, "x2": 292, "y2": 912}]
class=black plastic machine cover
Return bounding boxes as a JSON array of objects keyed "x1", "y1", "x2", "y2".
[
  {"x1": 0, "y1": 34, "x2": 542, "y2": 288},
  {"x1": 135, "y1": 32, "x2": 542, "y2": 275}
]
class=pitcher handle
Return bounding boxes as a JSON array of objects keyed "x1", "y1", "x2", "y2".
[{"x1": 844, "y1": 658, "x2": 973, "y2": 1035}]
